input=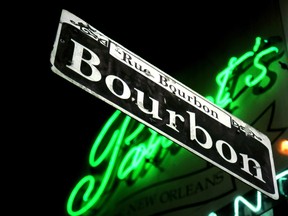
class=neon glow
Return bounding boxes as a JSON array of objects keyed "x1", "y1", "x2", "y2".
[
  {"x1": 67, "y1": 110, "x2": 175, "y2": 216},
  {"x1": 233, "y1": 191, "x2": 262, "y2": 216},
  {"x1": 278, "y1": 170, "x2": 288, "y2": 198},
  {"x1": 66, "y1": 35, "x2": 284, "y2": 216},
  {"x1": 206, "y1": 36, "x2": 279, "y2": 109},
  {"x1": 208, "y1": 169, "x2": 288, "y2": 216}
]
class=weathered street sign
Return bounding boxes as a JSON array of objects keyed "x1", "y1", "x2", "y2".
[{"x1": 50, "y1": 9, "x2": 279, "y2": 200}]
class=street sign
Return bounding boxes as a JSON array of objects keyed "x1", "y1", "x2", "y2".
[{"x1": 50, "y1": 9, "x2": 279, "y2": 200}]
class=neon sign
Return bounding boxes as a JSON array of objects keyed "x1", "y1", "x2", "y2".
[
  {"x1": 67, "y1": 110, "x2": 177, "y2": 216},
  {"x1": 65, "y1": 35, "x2": 285, "y2": 215},
  {"x1": 206, "y1": 36, "x2": 282, "y2": 109},
  {"x1": 208, "y1": 169, "x2": 288, "y2": 216}
]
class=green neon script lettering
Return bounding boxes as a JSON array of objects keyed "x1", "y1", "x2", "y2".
[
  {"x1": 245, "y1": 46, "x2": 279, "y2": 87},
  {"x1": 67, "y1": 110, "x2": 123, "y2": 216},
  {"x1": 207, "y1": 36, "x2": 279, "y2": 108},
  {"x1": 67, "y1": 110, "x2": 174, "y2": 215}
]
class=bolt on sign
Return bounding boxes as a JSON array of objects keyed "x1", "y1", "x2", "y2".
[{"x1": 50, "y1": 9, "x2": 279, "y2": 200}]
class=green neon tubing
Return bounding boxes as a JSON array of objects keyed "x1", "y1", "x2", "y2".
[
  {"x1": 118, "y1": 144, "x2": 147, "y2": 179},
  {"x1": 145, "y1": 129, "x2": 160, "y2": 158},
  {"x1": 233, "y1": 170, "x2": 288, "y2": 216},
  {"x1": 253, "y1": 36, "x2": 262, "y2": 52},
  {"x1": 124, "y1": 123, "x2": 145, "y2": 145},
  {"x1": 67, "y1": 109, "x2": 178, "y2": 215},
  {"x1": 206, "y1": 36, "x2": 279, "y2": 108},
  {"x1": 208, "y1": 169, "x2": 288, "y2": 216},
  {"x1": 234, "y1": 191, "x2": 262, "y2": 216},
  {"x1": 279, "y1": 177, "x2": 287, "y2": 197},
  {"x1": 277, "y1": 170, "x2": 288, "y2": 197},
  {"x1": 277, "y1": 169, "x2": 288, "y2": 179},
  {"x1": 67, "y1": 111, "x2": 132, "y2": 215},
  {"x1": 214, "y1": 51, "x2": 254, "y2": 108},
  {"x1": 67, "y1": 130, "x2": 120, "y2": 216},
  {"x1": 89, "y1": 110, "x2": 121, "y2": 167},
  {"x1": 245, "y1": 46, "x2": 279, "y2": 87},
  {"x1": 118, "y1": 127, "x2": 175, "y2": 179},
  {"x1": 161, "y1": 136, "x2": 173, "y2": 148},
  {"x1": 118, "y1": 129, "x2": 160, "y2": 179}
]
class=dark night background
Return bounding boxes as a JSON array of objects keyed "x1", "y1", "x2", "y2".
[{"x1": 11, "y1": 1, "x2": 286, "y2": 215}]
